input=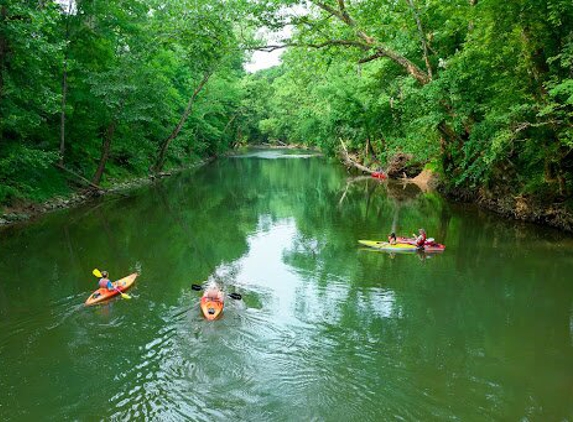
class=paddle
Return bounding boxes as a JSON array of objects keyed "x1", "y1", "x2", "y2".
[
  {"x1": 192, "y1": 284, "x2": 242, "y2": 300},
  {"x1": 92, "y1": 269, "x2": 131, "y2": 299}
]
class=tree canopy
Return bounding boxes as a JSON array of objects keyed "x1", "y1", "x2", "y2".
[
  {"x1": 240, "y1": 0, "x2": 573, "y2": 204},
  {"x1": 1, "y1": 0, "x2": 572, "y2": 209}
]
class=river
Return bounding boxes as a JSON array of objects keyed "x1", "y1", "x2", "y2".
[{"x1": 1, "y1": 149, "x2": 572, "y2": 420}]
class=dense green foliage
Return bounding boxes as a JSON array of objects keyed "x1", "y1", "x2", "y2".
[
  {"x1": 2, "y1": 0, "x2": 573, "y2": 209},
  {"x1": 239, "y1": 0, "x2": 573, "y2": 203},
  {"x1": 0, "y1": 0, "x2": 245, "y2": 204}
]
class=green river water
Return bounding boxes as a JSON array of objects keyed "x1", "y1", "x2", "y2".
[{"x1": 1, "y1": 149, "x2": 572, "y2": 421}]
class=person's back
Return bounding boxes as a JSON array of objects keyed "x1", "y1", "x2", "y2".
[
  {"x1": 205, "y1": 285, "x2": 224, "y2": 302},
  {"x1": 388, "y1": 232, "x2": 397, "y2": 245},
  {"x1": 98, "y1": 271, "x2": 113, "y2": 290},
  {"x1": 414, "y1": 229, "x2": 427, "y2": 248}
]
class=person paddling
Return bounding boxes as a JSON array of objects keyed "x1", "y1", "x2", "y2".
[
  {"x1": 388, "y1": 232, "x2": 397, "y2": 245},
  {"x1": 204, "y1": 284, "x2": 224, "y2": 302},
  {"x1": 98, "y1": 271, "x2": 114, "y2": 291},
  {"x1": 412, "y1": 228, "x2": 427, "y2": 249}
]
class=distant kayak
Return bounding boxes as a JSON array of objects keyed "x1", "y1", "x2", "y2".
[
  {"x1": 396, "y1": 237, "x2": 446, "y2": 252},
  {"x1": 85, "y1": 273, "x2": 138, "y2": 306},
  {"x1": 358, "y1": 240, "x2": 445, "y2": 253},
  {"x1": 371, "y1": 171, "x2": 387, "y2": 179},
  {"x1": 358, "y1": 240, "x2": 418, "y2": 252}
]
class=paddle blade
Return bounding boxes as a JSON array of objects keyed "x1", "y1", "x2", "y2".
[
  {"x1": 191, "y1": 284, "x2": 203, "y2": 291},
  {"x1": 92, "y1": 269, "x2": 103, "y2": 278},
  {"x1": 229, "y1": 292, "x2": 242, "y2": 300},
  {"x1": 113, "y1": 287, "x2": 131, "y2": 300}
]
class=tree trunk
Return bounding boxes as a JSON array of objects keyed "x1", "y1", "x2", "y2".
[
  {"x1": 339, "y1": 138, "x2": 376, "y2": 174},
  {"x1": 364, "y1": 137, "x2": 378, "y2": 165},
  {"x1": 405, "y1": 0, "x2": 433, "y2": 80},
  {"x1": 154, "y1": 70, "x2": 212, "y2": 172},
  {"x1": 55, "y1": 163, "x2": 101, "y2": 189},
  {"x1": 92, "y1": 121, "x2": 116, "y2": 186},
  {"x1": 364, "y1": 137, "x2": 372, "y2": 159},
  {"x1": 0, "y1": 6, "x2": 8, "y2": 102},
  {"x1": 438, "y1": 122, "x2": 456, "y2": 174},
  {"x1": 59, "y1": 56, "x2": 68, "y2": 165},
  {"x1": 59, "y1": 1, "x2": 73, "y2": 166}
]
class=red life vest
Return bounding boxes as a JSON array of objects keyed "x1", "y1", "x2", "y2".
[{"x1": 415, "y1": 232, "x2": 427, "y2": 247}]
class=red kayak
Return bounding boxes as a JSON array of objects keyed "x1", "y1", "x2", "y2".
[
  {"x1": 397, "y1": 237, "x2": 446, "y2": 252},
  {"x1": 371, "y1": 171, "x2": 387, "y2": 179}
]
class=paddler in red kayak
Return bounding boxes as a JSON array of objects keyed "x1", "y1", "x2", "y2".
[
  {"x1": 98, "y1": 271, "x2": 114, "y2": 290},
  {"x1": 412, "y1": 228, "x2": 427, "y2": 249}
]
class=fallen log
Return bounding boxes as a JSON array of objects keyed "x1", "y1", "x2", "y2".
[
  {"x1": 54, "y1": 163, "x2": 102, "y2": 190},
  {"x1": 339, "y1": 139, "x2": 377, "y2": 174}
]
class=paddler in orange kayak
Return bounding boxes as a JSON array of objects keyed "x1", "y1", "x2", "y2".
[
  {"x1": 192, "y1": 282, "x2": 242, "y2": 319},
  {"x1": 98, "y1": 270, "x2": 114, "y2": 290},
  {"x1": 204, "y1": 284, "x2": 224, "y2": 302},
  {"x1": 201, "y1": 284, "x2": 225, "y2": 320}
]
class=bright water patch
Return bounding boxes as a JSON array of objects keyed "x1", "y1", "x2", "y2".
[{"x1": 231, "y1": 148, "x2": 322, "y2": 159}]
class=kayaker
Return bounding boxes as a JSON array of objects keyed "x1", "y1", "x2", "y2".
[
  {"x1": 205, "y1": 285, "x2": 224, "y2": 302},
  {"x1": 98, "y1": 271, "x2": 113, "y2": 290},
  {"x1": 388, "y1": 232, "x2": 397, "y2": 245},
  {"x1": 412, "y1": 228, "x2": 427, "y2": 249}
]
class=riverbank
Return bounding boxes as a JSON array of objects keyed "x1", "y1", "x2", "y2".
[
  {"x1": 337, "y1": 149, "x2": 573, "y2": 233},
  {"x1": 0, "y1": 159, "x2": 213, "y2": 228},
  {"x1": 399, "y1": 172, "x2": 573, "y2": 233},
  {"x1": 443, "y1": 186, "x2": 573, "y2": 233},
  {"x1": 0, "y1": 145, "x2": 320, "y2": 229},
  {"x1": 395, "y1": 166, "x2": 573, "y2": 233}
]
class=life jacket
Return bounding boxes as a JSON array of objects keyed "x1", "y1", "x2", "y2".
[
  {"x1": 416, "y1": 232, "x2": 427, "y2": 247},
  {"x1": 99, "y1": 278, "x2": 112, "y2": 289},
  {"x1": 205, "y1": 288, "x2": 223, "y2": 302}
]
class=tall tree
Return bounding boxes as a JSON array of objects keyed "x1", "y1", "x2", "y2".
[{"x1": 151, "y1": 0, "x2": 240, "y2": 172}]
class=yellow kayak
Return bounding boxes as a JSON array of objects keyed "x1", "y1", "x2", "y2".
[{"x1": 358, "y1": 240, "x2": 418, "y2": 252}]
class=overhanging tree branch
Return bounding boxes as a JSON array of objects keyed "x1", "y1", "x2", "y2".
[
  {"x1": 249, "y1": 39, "x2": 370, "y2": 52},
  {"x1": 310, "y1": 0, "x2": 430, "y2": 84}
]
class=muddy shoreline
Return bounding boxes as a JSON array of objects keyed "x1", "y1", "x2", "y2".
[{"x1": 443, "y1": 186, "x2": 573, "y2": 233}]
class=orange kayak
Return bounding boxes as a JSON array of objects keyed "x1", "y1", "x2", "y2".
[
  {"x1": 85, "y1": 273, "x2": 138, "y2": 306},
  {"x1": 200, "y1": 295, "x2": 224, "y2": 320}
]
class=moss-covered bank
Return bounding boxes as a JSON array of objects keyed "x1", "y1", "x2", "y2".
[{"x1": 0, "y1": 160, "x2": 213, "y2": 228}]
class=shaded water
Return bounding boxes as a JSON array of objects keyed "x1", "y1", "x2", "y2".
[{"x1": 1, "y1": 149, "x2": 572, "y2": 420}]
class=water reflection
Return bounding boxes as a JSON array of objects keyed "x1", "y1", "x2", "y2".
[{"x1": 0, "y1": 150, "x2": 572, "y2": 420}]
